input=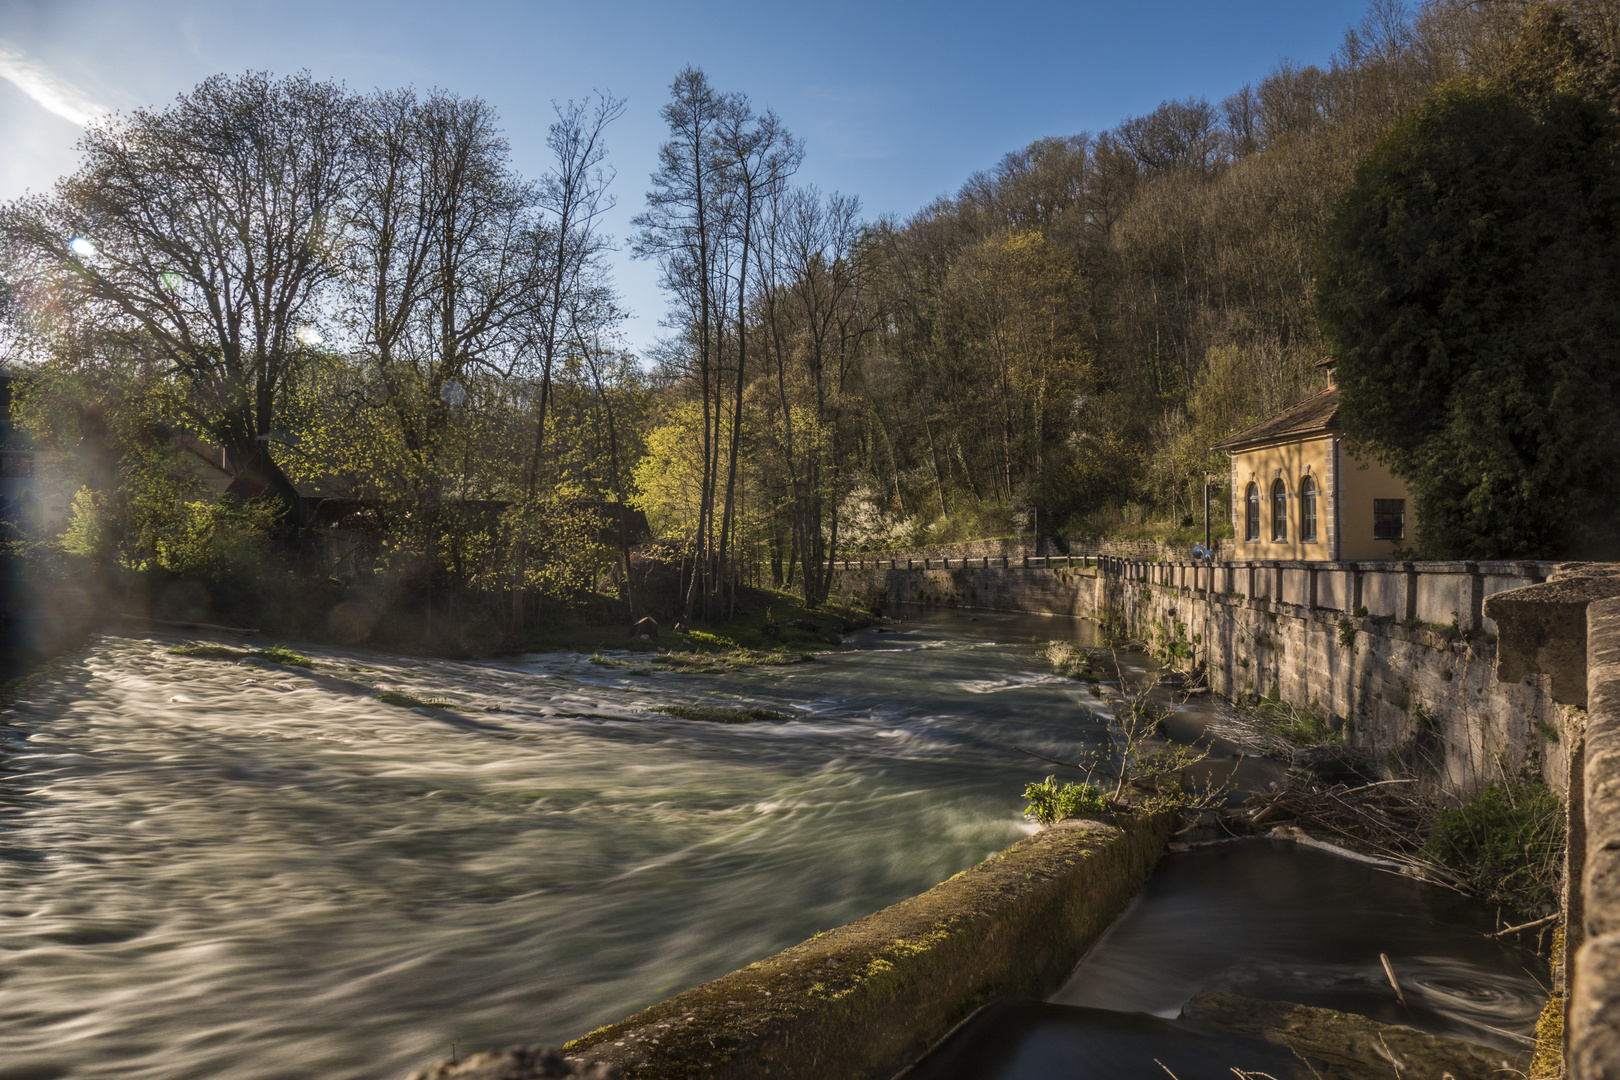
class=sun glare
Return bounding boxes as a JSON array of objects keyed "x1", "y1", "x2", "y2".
[{"x1": 69, "y1": 237, "x2": 96, "y2": 258}]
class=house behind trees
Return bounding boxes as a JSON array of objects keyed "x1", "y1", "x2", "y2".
[{"x1": 1213, "y1": 360, "x2": 1414, "y2": 561}]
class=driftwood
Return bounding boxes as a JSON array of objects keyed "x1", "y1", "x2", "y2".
[{"x1": 1230, "y1": 779, "x2": 1471, "y2": 892}]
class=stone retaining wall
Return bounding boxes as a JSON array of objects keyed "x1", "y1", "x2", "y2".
[
  {"x1": 561, "y1": 812, "x2": 1173, "y2": 1080},
  {"x1": 831, "y1": 557, "x2": 1569, "y2": 798}
]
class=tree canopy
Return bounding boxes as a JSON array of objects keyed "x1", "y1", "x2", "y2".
[{"x1": 1318, "y1": 9, "x2": 1620, "y2": 559}]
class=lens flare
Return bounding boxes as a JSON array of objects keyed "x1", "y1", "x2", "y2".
[
  {"x1": 295, "y1": 325, "x2": 323, "y2": 346},
  {"x1": 69, "y1": 236, "x2": 96, "y2": 258}
]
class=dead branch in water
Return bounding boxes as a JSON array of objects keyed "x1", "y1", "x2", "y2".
[{"x1": 1236, "y1": 779, "x2": 1469, "y2": 891}]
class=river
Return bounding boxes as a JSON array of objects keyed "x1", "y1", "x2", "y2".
[{"x1": 0, "y1": 610, "x2": 1544, "y2": 1079}]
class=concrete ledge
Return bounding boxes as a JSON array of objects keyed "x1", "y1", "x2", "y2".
[{"x1": 562, "y1": 812, "x2": 1173, "y2": 1080}]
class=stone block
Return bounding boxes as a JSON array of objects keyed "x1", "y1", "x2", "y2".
[{"x1": 1486, "y1": 569, "x2": 1620, "y2": 706}]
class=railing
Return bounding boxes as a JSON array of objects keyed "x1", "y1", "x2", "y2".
[
  {"x1": 826, "y1": 554, "x2": 1559, "y2": 634},
  {"x1": 825, "y1": 554, "x2": 1102, "y2": 572}
]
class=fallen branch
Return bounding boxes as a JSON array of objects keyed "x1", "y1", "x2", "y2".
[{"x1": 1490, "y1": 912, "x2": 1559, "y2": 939}]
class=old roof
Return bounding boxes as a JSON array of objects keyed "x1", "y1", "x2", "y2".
[{"x1": 1210, "y1": 386, "x2": 1339, "y2": 451}]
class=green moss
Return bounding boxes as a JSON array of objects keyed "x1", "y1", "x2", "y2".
[
  {"x1": 167, "y1": 643, "x2": 312, "y2": 667},
  {"x1": 1529, "y1": 992, "x2": 1565, "y2": 1079}
]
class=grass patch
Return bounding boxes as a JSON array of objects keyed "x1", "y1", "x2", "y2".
[
  {"x1": 1043, "y1": 641, "x2": 1098, "y2": 679},
  {"x1": 168, "y1": 644, "x2": 313, "y2": 667},
  {"x1": 657, "y1": 705, "x2": 795, "y2": 724},
  {"x1": 1423, "y1": 779, "x2": 1565, "y2": 916},
  {"x1": 1253, "y1": 689, "x2": 1338, "y2": 747},
  {"x1": 589, "y1": 649, "x2": 818, "y2": 674},
  {"x1": 517, "y1": 588, "x2": 880, "y2": 657}
]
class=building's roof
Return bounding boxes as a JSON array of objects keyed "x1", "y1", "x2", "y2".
[{"x1": 1210, "y1": 387, "x2": 1339, "y2": 451}]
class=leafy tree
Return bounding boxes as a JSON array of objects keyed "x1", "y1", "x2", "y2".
[
  {"x1": 1, "y1": 72, "x2": 355, "y2": 526},
  {"x1": 1318, "y1": 13, "x2": 1620, "y2": 559}
]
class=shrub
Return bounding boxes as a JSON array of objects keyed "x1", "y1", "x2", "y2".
[
  {"x1": 1423, "y1": 780, "x2": 1565, "y2": 915},
  {"x1": 1022, "y1": 774, "x2": 1107, "y2": 826}
]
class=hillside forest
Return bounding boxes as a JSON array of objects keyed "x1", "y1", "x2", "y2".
[{"x1": 3, "y1": 0, "x2": 1618, "y2": 641}]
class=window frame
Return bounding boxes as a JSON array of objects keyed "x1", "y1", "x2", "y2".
[
  {"x1": 1373, "y1": 498, "x2": 1405, "y2": 541},
  {"x1": 1271, "y1": 478, "x2": 1288, "y2": 542},
  {"x1": 1300, "y1": 475, "x2": 1317, "y2": 543},
  {"x1": 1245, "y1": 483, "x2": 1260, "y2": 541}
]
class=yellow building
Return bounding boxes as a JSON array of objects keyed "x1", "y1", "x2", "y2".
[{"x1": 1212, "y1": 362, "x2": 1416, "y2": 562}]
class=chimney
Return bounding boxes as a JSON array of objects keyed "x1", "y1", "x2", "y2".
[{"x1": 1315, "y1": 356, "x2": 1337, "y2": 391}]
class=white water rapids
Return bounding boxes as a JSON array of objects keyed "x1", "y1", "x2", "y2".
[
  {"x1": 0, "y1": 612, "x2": 1545, "y2": 1079},
  {"x1": 0, "y1": 618, "x2": 1100, "y2": 1079}
]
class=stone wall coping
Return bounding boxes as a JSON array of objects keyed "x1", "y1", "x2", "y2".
[
  {"x1": 1572, "y1": 594, "x2": 1620, "y2": 1079},
  {"x1": 1486, "y1": 572, "x2": 1620, "y2": 707},
  {"x1": 560, "y1": 813, "x2": 1173, "y2": 1080}
]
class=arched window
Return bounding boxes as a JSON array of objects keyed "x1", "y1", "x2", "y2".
[
  {"x1": 1245, "y1": 483, "x2": 1259, "y2": 541},
  {"x1": 1271, "y1": 478, "x2": 1288, "y2": 542},
  {"x1": 1300, "y1": 476, "x2": 1318, "y2": 543}
]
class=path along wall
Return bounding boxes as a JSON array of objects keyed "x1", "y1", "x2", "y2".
[{"x1": 830, "y1": 554, "x2": 1573, "y2": 799}]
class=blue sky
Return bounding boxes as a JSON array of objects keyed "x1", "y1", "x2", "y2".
[{"x1": 1, "y1": 0, "x2": 1375, "y2": 355}]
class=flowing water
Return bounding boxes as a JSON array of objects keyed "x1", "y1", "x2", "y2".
[{"x1": 0, "y1": 610, "x2": 1545, "y2": 1080}]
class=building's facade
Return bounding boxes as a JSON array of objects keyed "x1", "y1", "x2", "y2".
[{"x1": 1212, "y1": 364, "x2": 1416, "y2": 562}]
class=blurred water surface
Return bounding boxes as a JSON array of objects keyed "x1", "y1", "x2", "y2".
[
  {"x1": 0, "y1": 612, "x2": 1108, "y2": 1079},
  {"x1": 0, "y1": 610, "x2": 1547, "y2": 1080}
]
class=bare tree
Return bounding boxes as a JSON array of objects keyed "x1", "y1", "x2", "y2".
[
  {"x1": 713, "y1": 103, "x2": 800, "y2": 614},
  {"x1": 633, "y1": 67, "x2": 744, "y2": 621},
  {"x1": 525, "y1": 92, "x2": 626, "y2": 495},
  {"x1": 347, "y1": 88, "x2": 545, "y2": 503}
]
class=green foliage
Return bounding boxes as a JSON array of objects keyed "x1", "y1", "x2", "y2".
[
  {"x1": 1423, "y1": 780, "x2": 1565, "y2": 916},
  {"x1": 1149, "y1": 617, "x2": 1194, "y2": 662},
  {"x1": 1319, "y1": 28, "x2": 1620, "y2": 559},
  {"x1": 1022, "y1": 775, "x2": 1107, "y2": 826},
  {"x1": 1255, "y1": 692, "x2": 1337, "y2": 747},
  {"x1": 1336, "y1": 617, "x2": 1357, "y2": 652}
]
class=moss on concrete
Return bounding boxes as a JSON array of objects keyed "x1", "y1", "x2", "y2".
[{"x1": 561, "y1": 811, "x2": 1173, "y2": 1080}]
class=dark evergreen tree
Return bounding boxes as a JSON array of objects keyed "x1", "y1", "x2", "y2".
[{"x1": 1318, "y1": 12, "x2": 1620, "y2": 559}]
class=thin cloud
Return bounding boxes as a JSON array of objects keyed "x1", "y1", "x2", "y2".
[{"x1": 0, "y1": 42, "x2": 107, "y2": 127}]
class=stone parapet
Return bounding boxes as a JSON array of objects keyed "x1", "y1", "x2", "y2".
[{"x1": 559, "y1": 813, "x2": 1172, "y2": 1080}]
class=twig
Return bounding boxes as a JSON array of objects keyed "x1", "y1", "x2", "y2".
[
  {"x1": 1380, "y1": 953, "x2": 1408, "y2": 1011},
  {"x1": 1014, "y1": 746, "x2": 1123, "y2": 782},
  {"x1": 1490, "y1": 912, "x2": 1558, "y2": 939}
]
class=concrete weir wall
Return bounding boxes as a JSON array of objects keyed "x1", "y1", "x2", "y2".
[
  {"x1": 563, "y1": 813, "x2": 1172, "y2": 1080},
  {"x1": 832, "y1": 554, "x2": 1570, "y2": 798}
]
